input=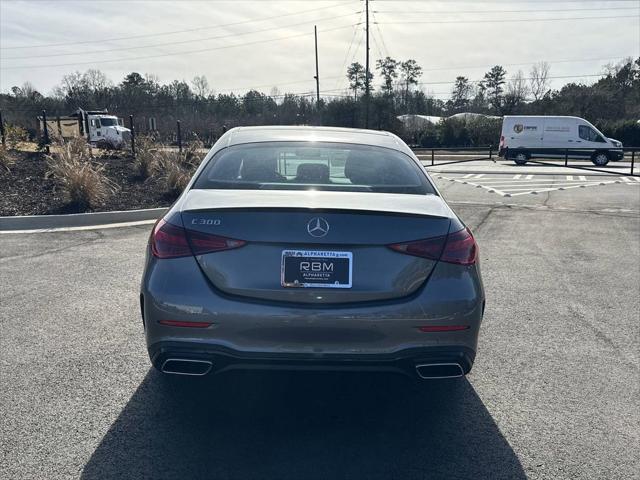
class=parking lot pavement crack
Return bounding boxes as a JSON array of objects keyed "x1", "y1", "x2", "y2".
[
  {"x1": 472, "y1": 207, "x2": 495, "y2": 235},
  {"x1": 0, "y1": 235, "x2": 103, "y2": 263}
]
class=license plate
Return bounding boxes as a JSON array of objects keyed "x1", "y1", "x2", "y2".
[{"x1": 281, "y1": 250, "x2": 352, "y2": 288}]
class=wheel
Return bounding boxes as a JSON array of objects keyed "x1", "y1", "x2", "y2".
[
  {"x1": 511, "y1": 151, "x2": 528, "y2": 165},
  {"x1": 591, "y1": 151, "x2": 610, "y2": 167}
]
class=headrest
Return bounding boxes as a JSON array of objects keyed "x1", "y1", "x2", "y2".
[{"x1": 295, "y1": 163, "x2": 330, "y2": 183}]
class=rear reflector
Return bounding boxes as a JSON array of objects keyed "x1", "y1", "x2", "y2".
[
  {"x1": 151, "y1": 219, "x2": 246, "y2": 259},
  {"x1": 159, "y1": 320, "x2": 213, "y2": 328},
  {"x1": 388, "y1": 227, "x2": 478, "y2": 265},
  {"x1": 418, "y1": 325, "x2": 470, "y2": 332}
]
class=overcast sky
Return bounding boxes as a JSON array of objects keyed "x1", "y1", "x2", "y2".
[{"x1": 1, "y1": 0, "x2": 639, "y2": 99}]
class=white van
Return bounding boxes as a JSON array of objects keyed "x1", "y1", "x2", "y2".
[{"x1": 498, "y1": 116, "x2": 623, "y2": 166}]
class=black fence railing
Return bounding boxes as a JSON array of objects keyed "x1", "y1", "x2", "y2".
[{"x1": 412, "y1": 146, "x2": 638, "y2": 177}]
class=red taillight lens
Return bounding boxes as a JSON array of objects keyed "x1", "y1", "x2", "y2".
[
  {"x1": 159, "y1": 320, "x2": 213, "y2": 328},
  {"x1": 388, "y1": 227, "x2": 477, "y2": 266},
  {"x1": 151, "y1": 219, "x2": 191, "y2": 258},
  {"x1": 441, "y1": 227, "x2": 477, "y2": 265},
  {"x1": 150, "y1": 219, "x2": 246, "y2": 259},
  {"x1": 418, "y1": 325, "x2": 470, "y2": 332},
  {"x1": 388, "y1": 235, "x2": 446, "y2": 260}
]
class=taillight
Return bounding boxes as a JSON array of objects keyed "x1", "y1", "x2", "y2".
[
  {"x1": 150, "y1": 219, "x2": 246, "y2": 259},
  {"x1": 388, "y1": 227, "x2": 477, "y2": 266},
  {"x1": 388, "y1": 235, "x2": 446, "y2": 260},
  {"x1": 441, "y1": 227, "x2": 477, "y2": 265}
]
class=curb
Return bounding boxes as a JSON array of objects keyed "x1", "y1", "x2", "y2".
[{"x1": 0, "y1": 207, "x2": 167, "y2": 233}]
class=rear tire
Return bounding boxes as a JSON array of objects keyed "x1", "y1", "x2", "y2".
[
  {"x1": 592, "y1": 151, "x2": 610, "y2": 167},
  {"x1": 510, "y1": 151, "x2": 528, "y2": 165}
]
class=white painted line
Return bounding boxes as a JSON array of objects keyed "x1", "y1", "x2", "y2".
[
  {"x1": 578, "y1": 175, "x2": 587, "y2": 181},
  {"x1": 474, "y1": 174, "x2": 485, "y2": 178},
  {"x1": 566, "y1": 175, "x2": 573, "y2": 181},
  {"x1": 525, "y1": 174, "x2": 534, "y2": 180},
  {"x1": 0, "y1": 219, "x2": 156, "y2": 234},
  {"x1": 634, "y1": 177, "x2": 640, "y2": 183},
  {"x1": 621, "y1": 177, "x2": 632, "y2": 183},
  {"x1": 462, "y1": 174, "x2": 474, "y2": 178},
  {"x1": 513, "y1": 174, "x2": 522, "y2": 179}
]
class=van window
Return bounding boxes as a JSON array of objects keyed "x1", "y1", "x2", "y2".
[{"x1": 579, "y1": 125, "x2": 605, "y2": 143}]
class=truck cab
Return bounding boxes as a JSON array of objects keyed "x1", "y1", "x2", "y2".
[{"x1": 86, "y1": 114, "x2": 130, "y2": 149}]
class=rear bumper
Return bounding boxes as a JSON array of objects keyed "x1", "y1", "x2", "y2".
[{"x1": 149, "y1": 341, "x2": 476, "y2": 378}]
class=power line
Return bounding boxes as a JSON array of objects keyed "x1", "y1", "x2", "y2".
[
  {"x1": 0, "y1": 24, "x2": 358, "y2": 70},
  {"x1": 2, "y1": 12, "x2": 360, "y2": 61},
  {"x1": 0, "y1": 1, "x2": 357, "y2": 50},
  {"x1": 333, "y1": 10, "x2": 365, "y2": 89},
  {"x1": 374, "y1": 6, "x2": 639, "y2": 14},
  {"x1": 377, "y1": 15, "x2": 639, "y2": 24},
  {"x1": 417, "y1": 73, "x2": 606, "y2": 87}
]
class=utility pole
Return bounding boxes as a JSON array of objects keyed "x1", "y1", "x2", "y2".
[
  {"x1": 364, "y1": 0, "x2": 370, "y2": 128},
  {"x1": 314, "y1": 25, "x2": 320, "y2": 104}
]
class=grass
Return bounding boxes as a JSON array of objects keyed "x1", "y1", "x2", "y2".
[
  {"x1": 46, "y1": 138, "x2": 117, "y2": 209},
  {"x1": 0, "y1": 145, "x2": 15, "y2": 172}
]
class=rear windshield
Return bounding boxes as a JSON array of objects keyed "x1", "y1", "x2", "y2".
[{"x1": 193, "y1": 142, "x2": 434, "y2": 195}]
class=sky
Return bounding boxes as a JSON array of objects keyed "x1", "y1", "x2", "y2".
[{"x1": 0, "y1": 0, "x2": 639, "y2": 100}]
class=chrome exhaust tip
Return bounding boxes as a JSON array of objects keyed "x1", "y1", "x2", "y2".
[
  {"x1": 161, "y1": 358, "x2": 213, "y2": 376},
  {"x1": 415, "y1": 363, "x2": 464, "y2": 379}
]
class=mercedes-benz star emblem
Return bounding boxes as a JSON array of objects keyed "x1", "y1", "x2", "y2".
[{"x1": 307, "y1": 217, "x2": 330, "y2": 238}]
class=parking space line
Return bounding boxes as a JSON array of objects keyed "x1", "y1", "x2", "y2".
[
  {"x1": 525, "y1": 174, "x2": 534, "y2": 179},
  {"x1": 513, "y1": 174, "x2": 521, "y2": 179}
]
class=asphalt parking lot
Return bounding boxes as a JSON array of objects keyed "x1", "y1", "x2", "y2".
[{"x1": 1, "y1": 170, "x2": 639, "y2": 480}]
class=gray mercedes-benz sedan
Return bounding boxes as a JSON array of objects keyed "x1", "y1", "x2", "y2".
[{"x1": 140, "y1": 126, "x2": 485, "y2": 380}]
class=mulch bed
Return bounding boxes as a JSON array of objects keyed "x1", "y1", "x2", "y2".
[{"x1": 0, "y1": 149, "x2": 176, "y2": 216}]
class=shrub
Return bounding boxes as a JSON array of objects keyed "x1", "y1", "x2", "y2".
[
  {"x1": 157, "y1": 149, "x2": 196, "y2": 197},
  {"x1": 596, "y1": 120, "x2": 640, "y2": 146},
  {"x1": 132, "y1": 135, "x2": 161, "y2": 180},
  {"x1": 183, "y1": 134, "x2": 205, "y2": 164},
  {"x1": 0, "y1": 145, "x2": 15, "y2": 172},
  {"x1": 46, "y1": 139, "x2": 116, "y2": 209},
  {"x1": 5, "y1": 124, "x2": 29, "y2": 150}
]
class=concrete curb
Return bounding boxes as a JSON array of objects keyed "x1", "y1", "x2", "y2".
[{"x1": 0, "y1": 207, "x2": 167, "y2": 232}]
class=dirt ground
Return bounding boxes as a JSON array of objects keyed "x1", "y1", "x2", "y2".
[{"x1": 0, "y1": 145, "x2": 176, "y2": 216}]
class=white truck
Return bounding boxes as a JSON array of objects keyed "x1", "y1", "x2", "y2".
[
  {"x1": 498, "y1": 115, "x2": 623, "y2": 166},
  {"x1": 39, "y1": 109, "x2": 131, "y2": 149}
]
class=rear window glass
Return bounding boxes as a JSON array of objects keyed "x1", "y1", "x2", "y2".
[{"x1": 193, "y1": 142, "x2": 434, "y2": 195}]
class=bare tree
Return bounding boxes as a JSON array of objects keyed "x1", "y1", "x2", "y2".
[
  {"x1": 191, "y1": 75, "x2": 210, "y2": 98},
  {"x1": 529, "y1": 61, "x2": 550, "y2": 101},
  {"x1": 508, "y1": 70, "x2": 529, "y2": 102}
]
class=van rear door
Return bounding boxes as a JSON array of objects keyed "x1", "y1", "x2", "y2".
[{"x1": 506, "y1": 117, "x2": 543, "y2": 149}]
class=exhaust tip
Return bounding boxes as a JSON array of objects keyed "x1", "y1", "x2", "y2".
[
  {"x1": 415, "y1": 363, "x2": 464, "y2": 380},
  {"x1": 161, "y1": 358, "x2": 213, "y2": 376}
]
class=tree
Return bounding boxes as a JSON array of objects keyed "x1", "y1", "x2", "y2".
[
  {"x1": 503, "y1": 70, "x2": 529, "y2": 113},
  {"x1": 530, "y1": 61, "x2": 550, "y2": 101},
  {"x1": 449, "y1": 76, "x2": 472, "y2": 112},
  {"x1": 376, "y1": 57, "x2": 399, "y2": 96},
  {"x1": 346, "y1": 62, "x2": 371, "y2": 100},
  {"x1": 191, "y1": 75, "x2": 210, "y2": 97},
  {"x1": 399, "y1": 59, "x2": 423, "y2": 108},
  {"x1": 483, "y1": 65, "x2": 507, "y2": 113}
]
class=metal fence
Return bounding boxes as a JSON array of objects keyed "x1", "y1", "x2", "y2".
[{"x1": 412, "y1": 146, "x2": 638, "y2": 177}]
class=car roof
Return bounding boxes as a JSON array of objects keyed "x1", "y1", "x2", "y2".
[{"x1": 221, "y1": 125, "x2": 412, "y2": 154}]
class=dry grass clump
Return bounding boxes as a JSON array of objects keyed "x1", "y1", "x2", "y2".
[
  {"x1": 46, "y1": 138, "x2": 116, "y2": 209},
  {"x1": 183, "y1": 134, "x2": 205, "y2": 163},
  {"x1": 5, "y1": 124, "x2": 29, "y2": 150},
  {"x1": 132, "y1": 135, "x2": 161, "y2": 180},
  {"x1": 157, "y1": 150, "x2": 193, "y2": 196},
  {"x1": 0, "y1": 145, "x2": 15, "y2": 172}
]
